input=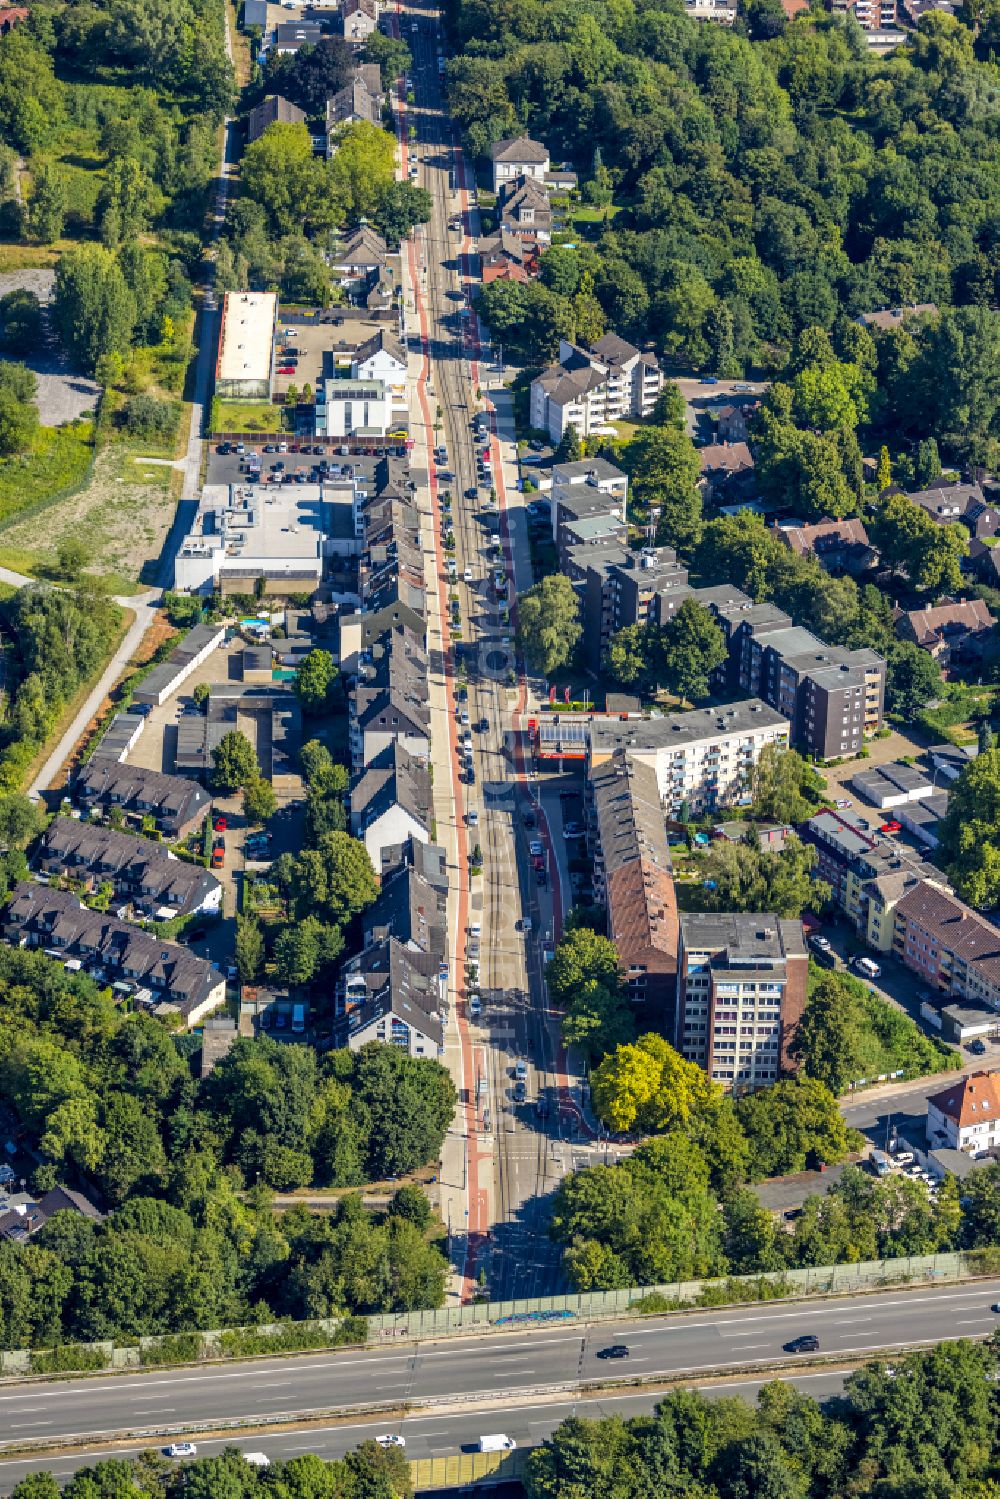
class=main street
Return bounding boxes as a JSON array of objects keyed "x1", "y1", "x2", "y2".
[
  {"x1": 1, "y1": 1280, "x2": 998, "y2": 1487},
  {"x1": 396, "y1": 1, "x2": 571, "y2": 1297}
]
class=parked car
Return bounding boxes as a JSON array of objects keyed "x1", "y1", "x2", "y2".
[
  {"x1": 881, "y1": 819, "x2": 902, "y2": 834},
  {"x1": 529, "y1": 839, "x2": 544, "y2": 857},
  {"x1": 213, "y1": 815, "x2": 227, "y2": 832},
  {"x1": 969, "y1": 1038, "x2": 988, "y2": 1055},
  {"x1": 513, "y1": 1080, "x2": 527, "y2": 1103},
  {"x1": 808, "y1": 934, "x2": 832, "y2": 953}
]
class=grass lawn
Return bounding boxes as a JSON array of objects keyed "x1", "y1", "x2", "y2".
[
  {"x1": 210, "y1": 398, "x2": 283, "y2": 433},
  {"x1": 0, "y1": 420, "x2": 94, "y2": 527}
]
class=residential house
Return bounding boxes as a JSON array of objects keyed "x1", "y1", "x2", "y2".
[
  {"x1": 589, "y1": 751, "x2": 679, "y2": 1029},
  {"x1": 895, "y1": 598, "x2": 996, "y2": 669},
  {"x1": 273, "y1": 20, "x2": 325, "y2": 52},
  {"x1": 928, "y1": 743, "x2": 979, "y2": 783},
  {"x1": 247, "y1": 95, "x2": 306, "y2": 145},
  {"x1": 339, "y1": 0, "x2": 379, "y2": 43},
  {"x1": 715, "y1": 403, "x2": 756, "y2": 443},
  {"x1": 904, "y1": 481, "x2": 998, "y2": 540},
  {"x1": 698, "y1": 442, "x2": 755, "y2": 501},
  {"x1": 330, "y1": 224, "x2": 388, "y2": 300},
  {"x1": 36, "y1": 817, "x2": 222, "y2": 920},
  {"x1": 326, "y1": 75, "x2": 382, "y2": 138},
  {"x1": 777, "y1": 516, "x2": 877, "y2": 577},
  {"x1": 550, "y1": 459, "x2": 628, "y2": 571},
  {"x1": 338, "y1": 599, "x2": 425, "y2": 679},
  {"x1": 675, "y1": 912, "x2": 808, "y2": 1093},
  {"x1": 0, "y1": 1186, "x2": 103, "y2": 1244},
  {"x1": 529, "y1": 336, "x2": 663, "y2": 445},
  {"x1": 479, "y1": 228, "x2": 534, "y2": 284},
  {"x1": 498, "y1": 176, "x2": 552, "y2": 244},
  {"x1": 349, "y1": 630, "x2": 430, "y2": 768},
  {"x1": 337, "y1": 937, "x2": 444, "y2": 1056},
  {"x1": 351, "y1": 328, "x2": 407, "y2": 410},
  {"x1": 3, "y1": 883, "x2": 226, "y2": 1026},
  {"x1": 350, "y1": 742, "x2": 431, "y2": 866},
  {"x1": 581, "y1": 545, "x2": 688, "y2": 671},
  {"x1": 927, "y1": 1072, "x2": 1000, "y2": 1154},
  {"x1": 858, "y1": 304, "x2": 938, "y2": 330},
  {"x1": 378, "y1": 833, "x2": 448, "y2": 890},
  {"x1": 363, "y1": 859, "x2": 447, "y2": 963},
  {"x1": 490, "y1": 135, "x2": 550, "y2": 193},
  {"x1": 75, "y1": 763, "x2": 210, "y2": 840}
]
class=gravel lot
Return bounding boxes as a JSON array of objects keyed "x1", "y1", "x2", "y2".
[{"x1": 0, "y1": 269, "x2": 101, "y2": 426}]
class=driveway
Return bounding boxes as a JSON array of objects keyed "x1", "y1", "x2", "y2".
[{"x1": 672, "y1": 375, "x2": 769, "y2": 439}]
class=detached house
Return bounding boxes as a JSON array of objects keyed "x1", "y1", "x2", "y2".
[
  {"x1": 339, "y1": 0, "x2": 378, "y2": 42},
  {"x1": 337, "y1": 938, "x2": 445, "y2": 1056},
  {"x1": 490, "y1": 134, "x2": 550, "y2": 192},
  {"x1": 895, "y1": 598, "x2": 996, "y2": 669},
  {"x1": 247, "y1": 95, "x2": 306, "y2": 145},
  {"x1": 498, "y1": 176, "x2": 551, "y2": 244},
  {"x1": 928, "y1": 1072, "x2": 1000, "y2": 1154},
  {"x1": 778, "y1": 516, "x2": 878, "y2": 577},
  {"x1": 326, "y1": 74, "x2": 383, "y2": 138},
  {"x1": 904, "y1": 481, "x2": 997, "y2": 540}
]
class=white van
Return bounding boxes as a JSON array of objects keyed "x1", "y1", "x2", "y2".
[
  {"x1": 479, "y1": 1435, "x2": 516, "y2": 1453},
  {"x1": 853, "y1": 956, "x2": 881, "y2": 980}
]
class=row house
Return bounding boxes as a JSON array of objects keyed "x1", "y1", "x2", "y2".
[
  {"x1": 75, "y1": 763, "x2": 210, "y2": 840},
  {"x1": 36, "y1": 817, "x2": 222, "y2": 921}
]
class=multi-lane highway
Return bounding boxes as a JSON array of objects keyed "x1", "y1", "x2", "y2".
[
  {"x1": 2, "y1": 1279, "x2": 999, "y2": 1468},
  {"x1": 395, "y1": 2, "x2": 571, "y2": 1297},
  {"x1": 0, "y1": 1372, "x2": 852, "y2": 1493}
]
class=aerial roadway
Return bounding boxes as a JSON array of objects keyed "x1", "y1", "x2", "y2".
[
  {"x1": 396, "y1": 0, "x2": 569, "y2": 1298},
  {"x1": 1, "y1": 1278, "x2": 998, "y2": 1490}
]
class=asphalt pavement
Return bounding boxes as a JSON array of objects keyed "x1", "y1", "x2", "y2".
[
  {"x1": 3, "y1": 1279, "x2": 999, "y2": 1464},
  {"x1": 0, "y1": 1371, "x2": 852, "y2": 1493}
]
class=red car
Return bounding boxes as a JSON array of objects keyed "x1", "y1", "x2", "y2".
[
  {"x1": 211, "y1": 848, "x2": 225, "y2": 868},
  {"x1": 881, "y1": 819, "x2": 902, "y2": 833},
  {"x1": 277, "y1": 365, "x2": 295, "y2": 375},
  {"x1": 213, "y1": 815, "x2": 227, "y2": 832}
]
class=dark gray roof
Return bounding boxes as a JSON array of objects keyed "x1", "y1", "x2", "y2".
[
  {"x1": 680, "y1": 911, "x2": 807, "y2": 963},
  {"x1": 338, "y1": 938, "x2": 444, "y2": 1048},
  {"x1": 351, "y1": 742, "x2": 431, "y2": 828},
  {"x1": 364, "y1": 863, "x2": 446, "y2": 960},
  {"x1": 37, "y1": 816, "x2": 220, "y2": 917},
  {"x1": 3, "y1": 883, "x2": 222, "y2": 1016},
  {"x1": 76, "y1": 763, "x2": 210, "y2": 835}
]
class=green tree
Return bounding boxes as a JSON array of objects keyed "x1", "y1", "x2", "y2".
[
  {"x1": 243, "y1": 775, "x2": 276, "y2": 826},
  {"x1": 937, "y1": 748, "x2": 1000, "y2": 907},
  {"x1": 876, "y1": 444, "x2": 892, "y2": 493},
  {"x1": 622, "y1": 425, "x2": 703, "y2": 553},
  {"x1": 751, "y1": 744, "x2": 826, "y2": 824},
  {"x1": 591, "y1": 1033, "x2": 720, "y2": 1134},
  {"x1": 24, "y1": 162, "x2": 66, "y2": 244},
  {"x1": 885, "y1": 640, "x2": 943, "y2": 718},
  {"x1": 561, "y1": 980, "x2": 636, "y2": 1064},
  {"x1": 737, "y1": 1076, "x2": 854, "y2": 1180},
  {"x1": 517, "y1": 573, "x2": 582, "y2": 677},
  {"x1": 0, "y1": 289, "x2": 43, "y2": 355},
  {"x1": 234, "y1": 915, "x2": 264, "y2": 984},
  {"x1": 659, "y1": 599, "x2": 726, "y2": 705},
  {"x1": 295, "y1": 649, "x2": 337, "y2": 714},
  {"x1": 52, "y1": 245, "x2": 136, "y2": 375},
  {"x1": 0, "y1": 793, "x2": 43, "y2": 850},
  {"x1": 211, "y1": 730, "x2": 259, "y2": 793},
  {"x1": 545, "y1": 927, "x2": 621, "y2": 1008}
]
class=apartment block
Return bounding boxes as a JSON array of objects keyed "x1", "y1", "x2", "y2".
[
  {"x1": 529, "y1": 335, "x2": 663, "y2": 444},
  {"x1": 714, "y1": 603, "x2": 885, "y2": 758},
  {"x1": 675, "y1": 913, "x2": 808, "y2": 1093},
  {"x1": 589, "y1": 751, "x2": 678, "y2": 1029},
  {"x1": 588, "y1": 700, "x2": 790, "y2": 818},
  {"x1": 893, "y1": 882, "x2": 1000, "y2": 1010}
]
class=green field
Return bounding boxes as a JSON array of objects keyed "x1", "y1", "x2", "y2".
[
  {"x1": 0, "y1": 420, "x2": 95, "y2": 527},
  {"x1": 210, "y1": 398, "x2": 283, "y2": 433}
]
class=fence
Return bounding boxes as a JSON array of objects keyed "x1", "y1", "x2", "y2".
[
  {"x1": 4, "y1": 1249, "x2": 996, "y2": 1380},
  {"x1": 409, "y1": 1450, "x2": 527, "y2": 1492}
]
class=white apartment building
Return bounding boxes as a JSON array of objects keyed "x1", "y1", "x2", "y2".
[
  {"x1": 588, "y1": 701, "x2": 790, "y2": 818},
  {"x1": 529, "y1": 336, "x2": 664, "y2": 444}
]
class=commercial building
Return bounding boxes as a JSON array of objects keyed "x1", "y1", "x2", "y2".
[
  {"x1": 315, "y1": 375, "x2": 393, "y2": 440},
  {"x1": 214, "y1": 292, "x2": 277, "y2": 401},
  {"x1": 174, "y1": 481, "x2": 362, "y2": 595},
  {"x1": 75, "y1": 762, "x2": 210, "y2": 840},
  {"x1": 529, "y1": 336, "x2": 664, "y2": 445},
  {"x1": 133, "y1": 624, "x2": 226, "y2": 708},
  {"x1": 675, "y1": 913, "x2": 808, "y2": 1093},
  {"x1": 589, "y1": 750, "x2": 679, "y2": 1028},
  {"x1": 3, "y1": 883, "x2": 225, "y2": 1026},
  {"x1": 36, "y1": 818, "x2": 222, "y2": 920},
  {"x1": 927, "y1": 1072, "x2": 1000, "y2": 1154},
  {"x1": 175, "y1": 683, "x2": 302, "y2": 792},
  {"x1": 588, "y1": 700, "x2": 790, "y2": 818}
]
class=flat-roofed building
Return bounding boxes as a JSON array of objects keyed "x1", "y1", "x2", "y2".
[
  {"x1": 588, "y1": 700, "x2": 790, "y2": 817},
  {"x1": 676, "y1": 912, "x2": 808, "y2": 1093},
  {"x1": 215, "y1": 291, "x2": 277, "y2": 401}
]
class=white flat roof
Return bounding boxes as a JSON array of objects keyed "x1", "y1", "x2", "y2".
[{"x1": 218, "y1": 292, "x2": 277, "y2": 383}]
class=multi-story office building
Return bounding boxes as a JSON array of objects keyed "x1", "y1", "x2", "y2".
[
  {"x1": 588, "y1": 700, "x2": 790, "y2": 818},
  {"x1": 675, "y1": 913, "x2": 808, "y2": 1093}
]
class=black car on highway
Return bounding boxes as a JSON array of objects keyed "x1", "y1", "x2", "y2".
[
  {"x1": 785, "y1": 1335, "x2": 819, "y2": 1353},
  {"x1": 597, "y1": 1345, "x2": 630, "y2": 1360}
]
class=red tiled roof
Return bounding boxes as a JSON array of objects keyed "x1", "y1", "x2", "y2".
[
  {"x1": 896, "y1": 881, "x2": 1000, "y2": 985},
  {"x1": 606, "y1": 860, "x2": 678, "y2": 972},
  {"x1": 928, "y1": 1071, "x2": 1000, "y2": 1127}
]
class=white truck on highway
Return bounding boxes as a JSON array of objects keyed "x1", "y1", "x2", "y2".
[{"x1": 478, "y1": 1434, "x2": 516, "y2": 1453}]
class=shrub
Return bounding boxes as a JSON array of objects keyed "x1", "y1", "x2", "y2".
[
  {"x1": 122, "y1": 393, "x2": 181, "y2": 442},
  {"x1": 31, "y1": 1343, "x2": 108, "y2": 1374}
]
